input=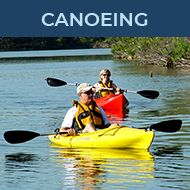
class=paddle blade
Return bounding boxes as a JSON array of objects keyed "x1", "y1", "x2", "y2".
[
  {"x1": 46, "y1": 77, "x2": 67, "y2": 87},
  {"x1": 150, "y1": 119, "x2": 182, "y2": 132},
  {"x1": 137, "y1": 90, "x2": 159, "y2": 99},
  {"x1": 4, "y1": 130, "x2": 40, "y2": 144}
]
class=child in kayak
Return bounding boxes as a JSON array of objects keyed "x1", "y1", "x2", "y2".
[
  {"x1": 93, "y1": 68, "x2": 121, "y2": 98},
  {"x1": 59, "y1": 83, "x2": 117, "y2": 136}
]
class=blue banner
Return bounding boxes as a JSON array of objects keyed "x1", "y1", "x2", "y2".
[{"x1": 0, "y1": 0, "x2": 189, "y2": 36}]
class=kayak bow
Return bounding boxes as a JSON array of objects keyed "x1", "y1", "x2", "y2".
[{"x1": 94, "y1": 94, "x2": 129, "y2": 118}]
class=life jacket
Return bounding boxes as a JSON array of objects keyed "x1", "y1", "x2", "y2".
[
  {"x1": 97, "y1": 80, "x2": 114, "y2": 97},
  {"x1": 71, "y1": 100, "x2": 104, "y2": 132}
]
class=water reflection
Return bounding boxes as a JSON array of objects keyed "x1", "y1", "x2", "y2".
[
  {"x1": 4, "y1": 152, "x2": 39, "y2": 184},
  {"x1": 5, "y1": 152, "x2": 38, "y2": 163},
  {"x1": 152, "y1": 145, "x2": 183, "y2": 157},
  {"x1": 50, "y1": 148, "x2": 155, "y2": 189},
  {"x1": 106, "y1": 107, "x2": 129, "y2": 122},
  {"x1": 137, "y1": 110, "x2": 161, "y2": 118},
  {"x1": 151, "y1": 145, "x2": 190, "y2": 190},
  {"x1": 4, "y1": 152, "x2": 39, "y2": 174},
  {"x1": 163, "y1": 89, "x2": 190, "y2": 115}
]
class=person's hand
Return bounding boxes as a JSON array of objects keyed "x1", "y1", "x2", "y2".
[
  {"x1": 67, "y1": 128, "x2": 77, "y2": 136},
  {"x1": 112, "y1": 123, "x2": 119, "y2": 126},
  {"x1": 95, "y1": 86, "x2": 103, "y2": 92},
  {"x1": 109, "y1": 123, "x2": 119, "y2": 127},
  {"x1": 115, "y1": 87, "x2": 122, "y2": 94},
  {"x1": 59, "y1": 127, "x2": 77, "y2": 136}
]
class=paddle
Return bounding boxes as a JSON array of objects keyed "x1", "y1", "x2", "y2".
[
  {"x1": 4, "y1": 119, "x2": 182, "y2": 144},
  {"x1": 46, "y1": 77, "x2": 159, "y2": 99},
  {"x1": 142, "y1": 119, "x2": 182, "y2": 132},
  {"x1": 3, "y1": 130, "x2": 67, "y2": 144},
  {"x1": 125, "y1": 90, "x2": 159, "y2": 99},
  {"x1": 46, "y1": 77, "x2": 78, "y2": 87}
]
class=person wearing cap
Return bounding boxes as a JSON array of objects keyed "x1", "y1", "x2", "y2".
[
  {"x1": 93, "y1": 69, "x2": 121, "y2": 98},
  {"x1": 59, "y1": 83, "x2": 113, "y2": 136}
]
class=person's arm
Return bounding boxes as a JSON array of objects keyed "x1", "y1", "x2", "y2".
[
  {"x1": 93, "y1": 83, "x2": 102, "y2": 92},
  {"x1": 60, "y1": 107, "x2": 77, "y2": 135},
  {"x1": 112, "y1": 83, "x2": 121, "y2": 94},
  {"x1": 93, "y1": 83, "x2": 102, "y2": 98},
  {"x1": 98, "y1": 106, "x2": 111, "y2": 128}
]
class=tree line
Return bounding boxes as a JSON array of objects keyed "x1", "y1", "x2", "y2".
[
  {"x1": 1, "y1": 37, "x2": 190, "y2": 68},
  {"x1": 0, "y1": 37, "x2": 106, "y2": 51}
]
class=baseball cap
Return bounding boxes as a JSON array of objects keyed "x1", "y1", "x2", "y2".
[{"x1": 77, "y1": 83, "x2": 93, "y2": 95}]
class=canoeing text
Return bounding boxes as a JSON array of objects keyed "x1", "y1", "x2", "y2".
[{"x1": 41, "y1": 13, "x2": 148, "y2": 27}]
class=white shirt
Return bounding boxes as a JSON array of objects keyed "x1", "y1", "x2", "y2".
[{"x1": 61, "y1": 105, "x2": 110, "y2": 128}]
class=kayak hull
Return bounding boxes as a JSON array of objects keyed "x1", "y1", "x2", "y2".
[
  {"x1": 48, "y1": 126, "x2": 154, "y2": 150},
  {"x1": 94, "y1": 94, "x2": 129, "y2": 118}
]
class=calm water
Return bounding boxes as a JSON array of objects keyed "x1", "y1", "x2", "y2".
[{"x1": 0, "y1": 49, "x2": 190, "y2": 190}]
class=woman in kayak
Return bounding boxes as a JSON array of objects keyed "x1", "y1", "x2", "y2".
[
  {"x1": 59, "y1": 83, "x2": 116, "y2": 136},
  {"x1": 93, "y1": 69, "x2": 121, "y2": 98}
]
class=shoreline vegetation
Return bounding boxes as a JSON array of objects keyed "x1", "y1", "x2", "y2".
[{"x1": 0, "y1": 37, "x2": 190, "y2": 68}]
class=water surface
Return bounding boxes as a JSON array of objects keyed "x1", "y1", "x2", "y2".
[{"x1": 0, "y1": 49, "x2": 190, "y2": 190}]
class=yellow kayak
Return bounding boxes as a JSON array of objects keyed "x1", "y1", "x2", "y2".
[{"x1": 48, "y1": 126, "x2": 154, "y2": 150}]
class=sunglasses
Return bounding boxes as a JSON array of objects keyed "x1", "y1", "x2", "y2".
[
  {"x1": 83, "y1": 90, "x2": 93, "y2": 95},
  {"x1": 102, "y1": 74, "x2": 110, "y2": 77}
]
